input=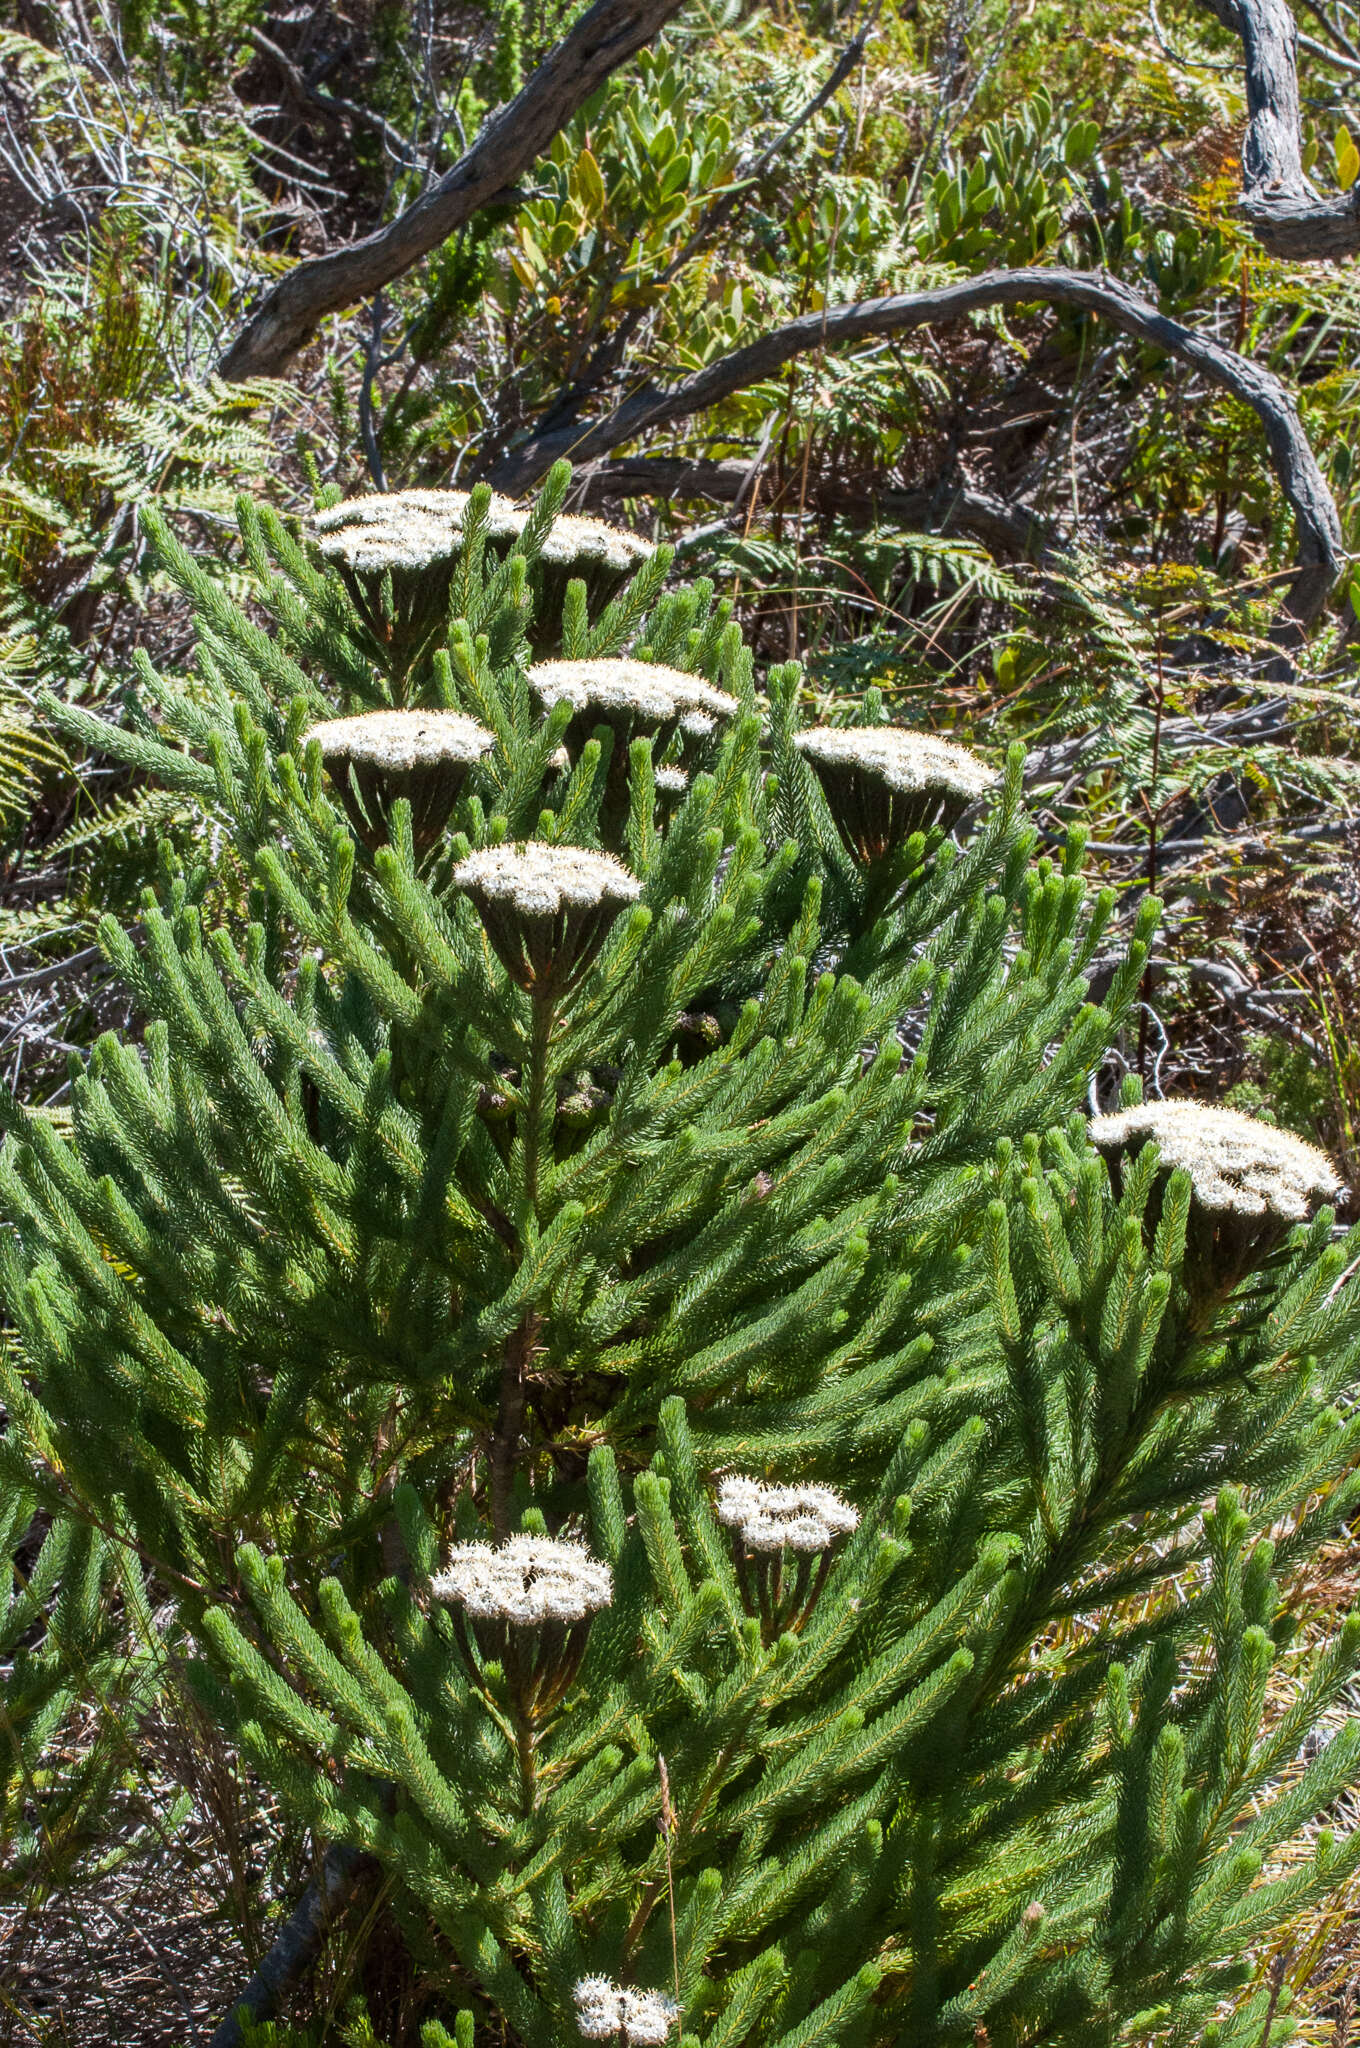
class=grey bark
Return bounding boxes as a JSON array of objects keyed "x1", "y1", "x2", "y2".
[
  {"x1": 488, "y1": 266, "x2": 1344, "y2": 624},
  {"x1": 217, "y1": 0, "x2": 688, "y2": 381},
  {"x1": 572, "y1": 455, "x2": 1056, "y2": 559},
  {"x1": 1196, "y1": 0, "x2": 1360, "y2": 256}
]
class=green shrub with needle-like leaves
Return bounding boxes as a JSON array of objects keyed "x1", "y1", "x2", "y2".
[{"x1": 3, "y1": 464, "x2": 1360, "y2": 2047}]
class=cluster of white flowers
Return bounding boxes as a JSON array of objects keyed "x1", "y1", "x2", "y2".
[
  {"x1": 431, "y1": 1535, "x2": 613, "y2": 1624},
  {"x1": 654, "y1": 765, "x2": 689, "y2": 793},
  {"x1": 535, "y1": 514, "x2": 654, "y2": 573},
  {"x1": 716, "y1": 1475, "x2": 860, "y2": 1553},
  {"x1": 310, "y1": 493, "x2": 651, "y2": 577},
  {"x1": 529, "y1": 658, "x2": 738, "y2": 725},
  {"x1": 794, "y1": 725, "x2": 997, "y2": 801},
  {"x1": 303, "y1": 710, "x2": 496, "y2": 771},
  {"x1": 311, "y1": 489, "x2": 522, "y2": 573},
  {"x1": 573, "y1": 1978, "x2": 679, "y2": 2043},
  {"x1": 1089, "y1": 1100, "x2": 1343, "y2": 1223},
  {"x1": 453, "y1": 842, "x2": 641, "y2": 917}
]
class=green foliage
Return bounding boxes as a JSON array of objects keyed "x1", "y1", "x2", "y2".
[
  {"x1": 0, "y1": 1420, "x2": 163, "y2": 1896},
  {"x1": 0, "y1": 476, "x2": 1356, "y2": 2044},
  {"x1": 0, "y1": 192, "x2": 290, "y2": 978},
  {"x1": 7, "y1": 0, "x2": 1360, "y2": 2034},
  {"x1": 913, "y1": 85, "x2": 1236, "y2": 310}
]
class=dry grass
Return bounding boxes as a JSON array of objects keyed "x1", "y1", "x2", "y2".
[
  {"x1": 1, "y1": 1834, "x2": 252, "y2": 2046},
  {"x1": 0, "y1": 1684, "x2": 294, "y2": 2048}
]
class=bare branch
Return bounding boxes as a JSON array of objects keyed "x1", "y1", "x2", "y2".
[
  {"x1": 488, "y1": 266, "x2": 1344, "y2": 624},
  {"x1": 1297, "y1": 0, "x2": 1360, "y2": 65},
  {"x1": 1183, "y1": 954, "x2": 1327, "y2": 1058},
  {"x1": 1195, "y1": 0, "x2": 1360, "y2": 256},
  {"x1": 574, "y1": 455, "x2": 1055, "y2": 558},
  {"x1": 217, "y1": 0, "x2": 688, "y2": 382}
]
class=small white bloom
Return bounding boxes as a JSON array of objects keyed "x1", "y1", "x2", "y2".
[
  {"x1": 716, "y1": 1475, "x2": 859, "y2": 1553},
  {"x1": 303, "y1": 710, "x2": 496, "y2": 771},
  {"x1": 714, "y1": 1475, "x2": 764, "y2": 1523},
  {"x1": 529, "y1": 658, "x2": 738, "y2": 725},
  {"x1": 617, "y1": 1989, "x2": 680, "y2": 2044},
  {"x1": 432, "y1": 1535, "x2": 612, "y2": 1624},
  {"x1": 453, "y1": 842, "x2": 641, "y2": 918},
  {"x1": 573, "y1": 1979, "x2": 678, "y2": 2043},
  {"x1": 573, "y1": 1978, "x2": 621, "y2": 2039},
  {"x1": 794, "y1": 725, "x2": 996, "y2": 802},
  {"x1": 1088, "y1": 1100, "x2": 1343, "y2": 1223}
]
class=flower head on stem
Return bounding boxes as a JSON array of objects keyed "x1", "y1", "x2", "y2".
[{"x1": 716, "y1": 1475, "x2": 859, "y2": 1642}]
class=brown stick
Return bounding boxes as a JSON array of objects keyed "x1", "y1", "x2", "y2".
[
  {"x1": 484, "y1": 265, "x2": 1344, "y2": 626},
  {"x1": 217, "y1": 0, "x2": 689, "y2": 381}
]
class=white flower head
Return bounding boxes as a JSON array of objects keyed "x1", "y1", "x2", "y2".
[
  {"x1": 453, "y1": 842, "x2": 641, "y2": 918},
  {"x1": 312, "y1": 488, "x2": 485, "y2": 534},
  {"x1": 573, "y1": 1979, "x2": 679, "y2": 2044},
  {"x1": 1088, "y1": 1100, "x2": 1343, "y2": 1223},
  {"x1": 654, "y1": 765, "x2": 689, "y2": 793},
  {"x1": 313, "y1": 495, "x2": 651, "y2": 582},
  {"x1": 794, "y1": 725, "x2": 997, "y2": 803},
  {"x1": 432, "y1": 1534, "x2": 612, "y2": 1625},
  {"x1": 536, "y1": 514, "x2": 655, "y2": 574},
  {"x1": 311, "y1": 489, "x2": 523, "y2": 573},
  {"x1": 303, "y1": 710, "x2": 496, "y2": 771},
  {"x1": 618, "y1": 1990, "x2": 681, "y2": 2045},
  {"x1": 574, "y1": 1978, "x2": 621, "y2": 2039},
  {"x1": 529, "y1": 658, "x2": 738, "y2": 725},
  {"x1": 716, "y1": 1475, "x2": 860, "y2": 1553}
]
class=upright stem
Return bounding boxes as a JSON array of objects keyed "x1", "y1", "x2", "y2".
[
  {"x1": 490, "y1": 1311, "x2": 541, "y2": 1541},
  {"x1": 505, "y1": 1629, "x2": 540, "y2": 1811},
  {"x1": 489, "y1": 991, "x2": 555, "y2": 1538},
  {"x1": 623, "y1": 1739, "x2": 739, "y2": 1958},
  {"x1": 524, "y1": 986, "x2": 556, "y2": 1212},
  {"x1": 1148, "y1": 619, "x2": 1165, "y2": 902},
  {"x1": 516, "y1": 1716, "x2": 538, "y2": 1812}
]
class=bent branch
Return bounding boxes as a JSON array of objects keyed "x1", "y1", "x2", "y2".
[
  {"x1": 488, "y1": 265, "x2": 1343, "y2": 624},
  {"x1": 217, "y1": 0, "x2": 688, "y2": 382},
  {"x1": 1195, "y1": 0, "x2": 1360, "y2": 257},
  {"x1": 574, "y1": 455, "x2": 1055, "y2": 559}
]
